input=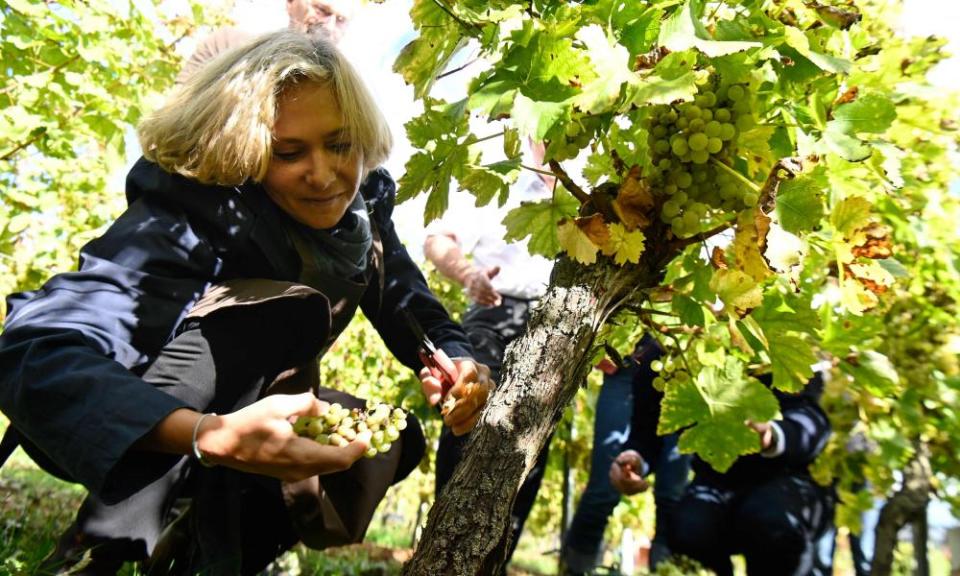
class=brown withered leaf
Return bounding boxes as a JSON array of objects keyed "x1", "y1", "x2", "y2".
[
  {"x1": 711, "y1": 247, "x2": 728, "y2": 270},
  {"x1": 612, "y1": 166, "x2": 655, "y2": 230},
  {"x1": 850, "y1": 223, "x2": 893, "y2": 259},
  {"x1": 845, "y1": 263, "x2": 891, "y2": 295},
  {"x1": 577, "y1": 213, "x2": 610, "y2": 248},
  {"x1": 835, "y1": 86, "x2": 859, "y2": 106}
]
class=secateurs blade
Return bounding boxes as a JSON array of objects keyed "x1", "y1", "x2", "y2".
[{"x1": 400, "y1": 306, "x2": 459, "y2": 398}]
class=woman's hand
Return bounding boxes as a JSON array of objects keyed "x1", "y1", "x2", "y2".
[
  {"x1": 609, "y1": 450, "x2": 650, "y2": 496},
  {"x1": 420, "y1": 358, "x2": 493, "y2": 436},
  {"x1": 195, "y1": 392, "x2": 370, "y2": 482}
]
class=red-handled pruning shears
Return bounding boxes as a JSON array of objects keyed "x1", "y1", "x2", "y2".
[{"x1": 401, "y1": 307, "x2": 459, "y2": 398}]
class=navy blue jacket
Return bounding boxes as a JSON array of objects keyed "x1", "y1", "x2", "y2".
[
  {"x1": 0, "y1": 158, "x2": 472, "y2": 503},
  {"x1": 626, "y1": 335, "x2": 830, "y2": 489}
]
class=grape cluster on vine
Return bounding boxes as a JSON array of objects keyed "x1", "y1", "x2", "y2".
[
  {"x1": 651, "y1": 354, "x2": 694, "y2": 391},
  {"x1": 293, "y1": 401, "x2": 407, "y2": 458},
  {"x1": 644, "y1": 79, "x2": 759, "y2": 238}
]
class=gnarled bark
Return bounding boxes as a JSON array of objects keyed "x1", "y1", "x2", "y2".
[{"x1": 403, "y1": 243, "x2": 674, "y2": 575}]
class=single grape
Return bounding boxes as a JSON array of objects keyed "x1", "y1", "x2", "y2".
[
  {"x1": 719, "y1": 123, "x2": 737, "y2": 141},
  {"x1": 705, "y1": 121, "x2": 722, "y2": 138},
  {"x1": 727, "y1": 84, "x2": 745, "y2": 101},
  {"x1": 688, "y1": 133, "x2": 708, "y2": 151},
  {"x1": 565, "y1": 122, "x2": 582, "y2": 137},
  {"x1": 714, "y1": 108, "x2": 732, "y2": 123},
  {"x1": 662, "y1": 200, "x2": 681, "y2": 219},
  {"x1": 707, "y1": 137, "x2": 723, "y2": 154},
  {"x1": 690, "y1": 149, "x2": 710, "y2": 164},
  {"x1": 671, "y1": 138, "x2": 689, "y2": 156}
]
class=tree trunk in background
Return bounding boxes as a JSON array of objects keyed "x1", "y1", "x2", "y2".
[
  {"x1": 403, "y1": 248, "x2": 673, "y2": 575},
  {"x1": 871, "y1": 441, "x2": 932, "y2": 576},
  {"x1": 912, "y1": 507, "x2": 930, "y2": 576}
]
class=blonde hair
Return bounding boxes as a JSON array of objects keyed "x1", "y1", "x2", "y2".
[{"x1": 138, "y1": 30, "x2": 392, "y2": 186}]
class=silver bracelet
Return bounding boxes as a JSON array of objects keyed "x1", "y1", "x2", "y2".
[{"x1": 191, "y1": 412, "x2": 217, "y2": 468}]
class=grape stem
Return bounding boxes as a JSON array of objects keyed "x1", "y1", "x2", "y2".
[
  {"x1": 709, "y1": 157, "x2": 762, "y2": 194},
  {"x1": 676, "y1": 218, "x2": 736, "y2": 248},
  {"x1": 548, "y1": 159, "x2": 591, "y2": 205}
]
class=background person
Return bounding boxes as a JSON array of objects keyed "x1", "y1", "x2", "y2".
[
  {"x1": 560, "y1": 352, "x2": 691, "y2": 575},
  {"x1": 610, "y1": 335, "x2": 834, "y2": 576},
  {"x1": 422, "y1": 140, "x2": 555, "y2": 561}
]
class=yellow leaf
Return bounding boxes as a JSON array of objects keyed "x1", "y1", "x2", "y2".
[
  {"x1": 601, "y1": 223, "x2": 646, "y2": 265},
  {"x1": 578, "y1": 214, "x2": 610, "y2": 248},
  {"x1": 840, "y1": 279, "x2": 878, "y2": 316},
  {"x1": 558, "y1": 219, "x2": 599, "y2": 264},
  {"x1": 733, "y1": 209, "x2": 773, "y2": 282},
  {"x1": 710, "y1": 269, "x2": 763, "y2": 314}
]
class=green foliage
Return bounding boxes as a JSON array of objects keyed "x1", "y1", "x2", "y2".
[
  {"x1": 0, "y1": 0, "x2": 228, "y2": 314},
  {"x1": 395, "y1": 0, "x2": 960, "y2": 511}
]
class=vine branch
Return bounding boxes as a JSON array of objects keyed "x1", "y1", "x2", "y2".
[{"x1": 548, "y1": 159, "x2": 590, "y2": 204}]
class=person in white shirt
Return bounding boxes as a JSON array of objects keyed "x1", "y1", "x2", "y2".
[{"x1": 423, "y1": 141, "x2": 555, "y2": 560}]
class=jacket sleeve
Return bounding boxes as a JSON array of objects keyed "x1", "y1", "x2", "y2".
[
  {"x1": 770, "y1": 374, "x2": 831, "y2": 467},
  {"x1": 359, "y1": 169, "x2": 473, "y2": 371},
  {"x1": 624, "y1": 335, "x2": 666, "y2": 475},
  {"x1": 0, "y1": 198, "x2": 220, "y2": 502}
]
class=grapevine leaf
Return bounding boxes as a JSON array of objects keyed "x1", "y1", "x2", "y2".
[
  {"x1": 750, "y1": 291, "x2": 820, "y2": 339},
  {"x1": 738, "y1": 126, "x2": 776, "y2": 177},
  {"x1": 573, "y1": 25, "x2": 634, "y2": 115},
  {"x1": 627, "y1": 71, "x2": 698, "y2": 107},
  {"x1": 876, "y1": 258, "x2": 909, "y2": 278},
  {"x1": 502, "y1": 190, "x2": 580, "y2": 258},
  {"x1": 406, "y1": 99, "x2": 469, "y2": 148},
  {"x1": 769, "y1": 334, "x2": 817, "y2": 392},
  {"x1": 659, "y1": 0, "x2": 762, "y2": 57},
  {"x1": 469, "y1": 77, "x2": 521, "y2": 120},
  {"x1": 503, "y1": 127, "x2": 521, "y2": 159},
  {"x1": 665, "y1": 358, "x2": 780, "y2": 472},
  {"x1": 459, "y1": 159, "x2": 520, "y2": 207},
  {"x1": 841, "y1": 351, "x2": 901, "y2": 397},
  {"x1": 611, "y1": 169, "x2": 655, "y2": 230},
  {"x1": 763, "y1": 224, "x2": 807, "y2": 275},
  {"x1": 821, "y1": 124, "x2": 872, "y2": 162},
  {"x1": 602, "y1": 223, "x2": 646, "y2": 265},
  {"x1": 774, "y1": 167, "x2": 827, "y2": 234},
  {"x1": 582, "y1": 1, "x2": 661, "y2": 57},
  {"x1": 710, "y1": 269, "x2": 763, "y2": 314},
  {"x1": 557, "y1": 218, "x2": 600, "y2": 264},
  {"x1": 839, "y1": 280, "x2": 878, "y2": 316},
  {"x1": 578, "y1": 214, "x2": 610, "y2": 249},
  {"x1": 398, "y1": 140, "x2": 472, "y2": 223},
  {"x1": 512, "y1": 93, "x2": 570, "y2": 141},
  {"x1": 831, "y1": 196, "x2": 873, "y2": 241},
  {"x1": 832, "y1": 93, "x2": 897, "y2": 134},
  {"x1": 733, "y1": 209, "x2": 773, "y2": 282},
  {"x1": 659, "y1": 377, "x2": 708, "y2": 434},
  {"x1": 782, "y1": 26, "x2": 851, "y2": 74},
  {"x1": 678, "y1": 414, "x2": 765, "y2": 472},
  {"x1": 672, "y1": 294, "x2": 707, "y2": 327},
  {"x1": 394, "y1": 0, "x2": 467, "y2": 99}
]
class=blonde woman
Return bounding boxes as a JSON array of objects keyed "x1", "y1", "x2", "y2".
[{"x1": 0, "y1": 31, "x2": 490, "y2": 574}]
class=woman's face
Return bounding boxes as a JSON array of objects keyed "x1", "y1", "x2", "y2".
[{"x1": 264, "y1": 82, "x2": 363, "y2": 230}]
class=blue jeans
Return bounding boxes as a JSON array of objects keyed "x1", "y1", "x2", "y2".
[
  {"x1": 562, "y1": 362, "x2": 692, "y2": 573},
  {"x1": 562, "y1": 362, "x2": 634, "y2": 572}
]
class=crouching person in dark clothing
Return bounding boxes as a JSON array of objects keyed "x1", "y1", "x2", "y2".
[
  {"x1": 0, "y1": 30, "x2": 491, "y2": 575},
  {"x1": 609, "y1": 336, "x2": 834, "y2": 576}
]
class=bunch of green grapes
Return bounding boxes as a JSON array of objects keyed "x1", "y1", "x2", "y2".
[
  {"x1": 293, "y1": 401, "x2": 408, "y2": 458},
  {"x1": 650, "y1": 354, "x2": 694, "y2": 391},
  {"x1": 552, "y1": 114, "x2": 601, "y2": 161},
  {"x1": 645, "y1": 80, "x2": 760, "y2": 238}
]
